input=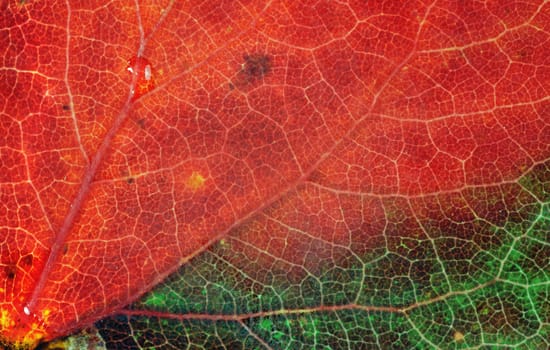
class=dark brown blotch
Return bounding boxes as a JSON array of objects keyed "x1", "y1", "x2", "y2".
[
  {"x1": 242, "y1": 53, "x2": 272, "y2": 79},
  {"x1": 21, "y1": 254, "x2": 33, "y2": 266},
  {"x1": 136, "y1": 118, "x2": 146, "y2": 129},
  {"x1": 4, "y1": 265, "x2": 16, "y2": 279},
  {"x1": 232, "y1": 53, "x2": 273, "y2": 90}
]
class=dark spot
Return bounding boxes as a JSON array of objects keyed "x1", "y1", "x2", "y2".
[
  {"x1": 21, "y1": 254, "x2": 33, "y2": 266},
  {"x1": 242, "y1": 53, "x2": 272, "y2": 79},
  {"x1": 126, "y1": 177, "x2": 135, "y2": 184},
  {"x1": 62, "y1": 104, "x2": 71, "y2": 111},
  {"x1": 4, "y1": 265, "x2": 16, "y2": 279},
  {"x1": 63, "y1": 244, "x2": 69, "y2": 255},
  {"x1": 231, "y1": 53, "x2": 273, "y2": 90},
  {"x1": 136, "y1": 118, "x2": 146, "y2": 129}
]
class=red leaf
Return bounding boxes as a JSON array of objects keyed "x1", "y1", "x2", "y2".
[{"x1": 1, "y1": 0, "x2": 549, "y2": 348}]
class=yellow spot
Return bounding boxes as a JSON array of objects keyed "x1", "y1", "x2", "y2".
[
  {"x1": 186, "y1": 171, "x2": 206, "y2": 190},
  {"x1": 1, "y1": 310, "x2": 15, "y2": 328},
  {"x1": 41, "y1": 339, "x2": 69, "y2": 350},
  {"x1": 0, "y1": 309, "x2": 47, "y2": 349},
  {"x1": 454, "y1": 331, "x2": 464, "y2": 342},
  {"x1": 17, "y1": 0, "x2": 32, "y2": 8},
  {"x1": 23, "y1": 323, "x2": 44, "y2": 344},
  {"x1": 41, "y1": 309, "x2": 51, "y2": 322}
]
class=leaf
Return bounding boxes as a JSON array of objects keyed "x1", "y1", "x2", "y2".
[{"x1": 1, "y1": 0, "x2": 549, "y2": 349}]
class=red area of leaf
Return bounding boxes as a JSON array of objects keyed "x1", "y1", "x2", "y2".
[{"x1": 1, "y1": 0, "x2": 549, "y2": 348}]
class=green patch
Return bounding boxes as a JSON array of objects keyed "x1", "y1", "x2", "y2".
[
  {"x1": 93, "y1": 164, "x2": 549, "y2": 349},
  {"x1": 259, "y1": 318, "x2": 273, "y2": 332}
]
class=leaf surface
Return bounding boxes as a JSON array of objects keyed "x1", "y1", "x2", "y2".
[{"x1": 1, "y1": 0, "x2": 549, "y2": 349}]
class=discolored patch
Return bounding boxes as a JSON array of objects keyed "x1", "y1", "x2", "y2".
[
  {"x1": 36, "y1": 326, "x2": 106, "y2": 350},
  {"x1": 242, "y1": 54, "x2": 271, "y2": 78},
  {"x1": 136, "y1": 118, "x2": 146, "y2": 129},
  {"x1": 232, "y1": 53, "x2": 272, "y2": 89},
  {"x1": 20, "y1": 254, "x2": 33, "y2": 267},
  {"x1": 1, "y1": 255, "x2": 32, "y2": 281},
  {"x1": 3, "y1": 265, "x2": 16, "y2": 280},
  {"x1": 186, "y1": 171, "x2": 206, "y2": 191},
  {"x1": 453, "y1": 331, "x2": 464, "y2": 342}
]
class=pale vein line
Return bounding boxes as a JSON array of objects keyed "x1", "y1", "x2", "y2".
[
  {"x1": 121, "y1": 303, "x2": 404, "y2": 322},
  {"x1": 64, "y1": 0, "x2": 88, "y2": 163},
  {"x1": 238, "y1": 319, "x2": 274, "y2": 350},
  {"x1": 24, "y1": 1, "x2": 176, "y2": 315},
  {"x1": 120, "y1": 279, "x2": 499, "y2": 323}
]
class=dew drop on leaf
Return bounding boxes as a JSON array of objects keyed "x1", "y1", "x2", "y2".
[{"x1": 126, "y1": 56, "x2": 156, "y2": 101}]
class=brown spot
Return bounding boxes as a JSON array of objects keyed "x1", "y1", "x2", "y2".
[
  {"x1": 136, "y1": 118, "x2": 146, "y2": 129},
  {"x1": 21, "y1": 254, "x2": 33, "y2": 266},
  {"x1": 126, "y1": 177, "x2": 135, "y2": 184},
  {"x1": 62, "y1": 104, "x2": 71, "y2": 111},
  {"x1": 453, "y1": 331, "x2": 464, "y2": 342},
  {"x1": 4, "y1": 265, "x2": 16, "y2": 279},
  {"x1": 232, "y1": 53, "x2": 273, "y2": 90},
  {"x1": 242, "y1": 53, "x2": 272, "y2": 79}
]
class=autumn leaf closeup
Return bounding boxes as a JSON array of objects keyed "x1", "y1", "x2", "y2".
[{"x1": 1, "y1": 0, "x2": 549, "y2": 349}]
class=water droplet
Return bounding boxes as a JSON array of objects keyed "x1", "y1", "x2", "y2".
[
  {"x1": 126, "y1": 56, "x2": 156, "y2": 101},
  {"x1": 23, "y1": 306, "x2": 31, "y2": 315},
  {"x1": 144, "y1": 64, "x2": 152, "y2": 81}
]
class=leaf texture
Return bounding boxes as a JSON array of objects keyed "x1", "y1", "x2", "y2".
[{"x1": 0, "y1": 0, "x2": 549, "y2": 349}]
